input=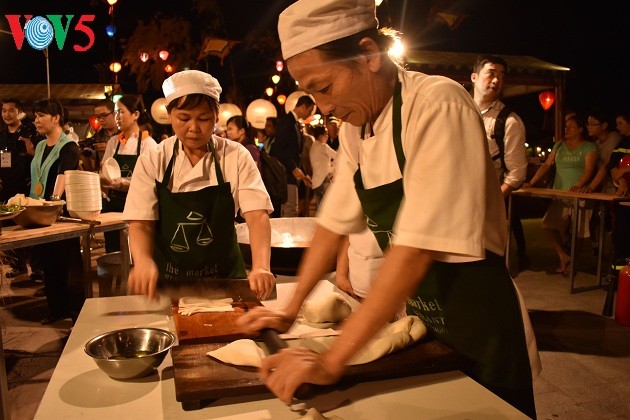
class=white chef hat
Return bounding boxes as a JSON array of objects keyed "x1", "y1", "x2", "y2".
[
  {"x1": 278, "y1": 0, "x2": 378, "y2": 60},
  {"x1": 162, "y1": 70, "x2": 222, "y2": 104}
]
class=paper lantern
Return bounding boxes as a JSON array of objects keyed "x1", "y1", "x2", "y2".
[
  {"x1": 89, "y1": 115, "x2": 100, "y2": 131},
  {"x1": 109, "y1": 62, "x2": 121, "y2": 73},
  {"x1": 539, "y1": 91, "x2": 555, "y2": 111},
  {"x1": 159, "y1": 50, "x2": 169, "y2": 61},
  {"x1": 217, "y1": 103, "x2": 242, "y2": 129},
  {"x1": 150, "y1": 98, "x2": 169, "y2": 125},
  {"x1": 139, "y1": 52, "x2": 149, "y2": 62},
  {"x1": 276, "y1": 60, "x2": 284, "y2": 72},
  {"x1": 277, "y1": 94, "x2": 287, "y2": 105},
  {"x1": 165, "y1": 64, "x2": 174, "y2": 73},
  {"x1": 246, "y1": 99, "x2": 277, "y2": 129}
]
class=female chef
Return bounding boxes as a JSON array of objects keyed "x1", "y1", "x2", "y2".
[
  {"x1": 237, "y1": 1, "x2": 540, "y2": 418},
  {"x1": 100, "y1": 95, "x2": 157, "y2": 253},
  {"x1": 124, "y1": 70, "x2": 275, "y2": 301}
]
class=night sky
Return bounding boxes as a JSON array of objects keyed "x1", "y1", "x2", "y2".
[{"x1": 1, "y1": 0, "x2": 628, "y2": 130}]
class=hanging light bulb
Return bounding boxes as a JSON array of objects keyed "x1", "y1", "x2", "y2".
[
  {"x1": 105, "y1": 24, "x2": 116, "y2": 37},
  {"x1": 271, "y1": 74, "x2": 280, "y2": 84},
  {"x1": 109, "y1": 62, "x2": 122, "y2": 73},
  {"x1": 159, "y1": 50, "x2": 169, "y2": 61},
  {"x1": 139, "y1": 52, "x2": 149, "y2": 62},
  {"x1": 165, "y1": 64, "x2": 174, "y2": 73},
  {"x1": 265, "y1": 87, "x2": 274, "y2": 97},
  {"x1": 277, "y1": 94, "x2": 287, "y2": 105},
  {"x1": 107, "y1": 0, "x2": 118, "y2": 5},
  {"x1": 276, "y1": 60, "x2": 284, "y2": 72}
]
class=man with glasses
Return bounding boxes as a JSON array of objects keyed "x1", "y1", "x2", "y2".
[{"x1": 83, "y1": 99, "x2": 120, "y2": 169}]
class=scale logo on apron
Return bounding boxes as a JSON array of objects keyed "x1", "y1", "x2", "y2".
[
  {"x1": 366, "y1": 216, "x2": 394, "y2": 248},
  {"x1": 170, "y1": 211, "x2": 213, "y2": 252}
]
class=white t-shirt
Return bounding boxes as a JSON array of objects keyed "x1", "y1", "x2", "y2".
[
  {"x1": 317, "y1": 70, "x2": 507, "y2": 263},
  {"x1": 123, "y1": 135, "x2": 273, "y2": 221},
  {"x1": 480, "y1": 100, "x2": 528, "y2": 188}
]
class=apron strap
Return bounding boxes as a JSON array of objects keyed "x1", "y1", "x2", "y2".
[
  {"x1": 161, "y1": 138, "x2": 226, "y2": 186},
  {"x1": 392, "y1": 80, "x2": 405, "y2": 173}
]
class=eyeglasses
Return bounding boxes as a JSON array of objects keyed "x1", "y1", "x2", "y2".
[{"x1": 95, "y1": 111, "x2": 114, "y2": 119}]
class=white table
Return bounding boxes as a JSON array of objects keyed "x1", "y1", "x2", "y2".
[{"x1": 35, "y1": 284, "x2": 528, "y2": 419}]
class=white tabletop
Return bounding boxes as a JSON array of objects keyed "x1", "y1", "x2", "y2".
[{"x1": 35, "y1": 282, "x2": 528, "y2": 419}]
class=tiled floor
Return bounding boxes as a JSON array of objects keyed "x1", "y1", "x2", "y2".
[{"x1": 2, "y1": 222, "x2": 630, "y2": 420}]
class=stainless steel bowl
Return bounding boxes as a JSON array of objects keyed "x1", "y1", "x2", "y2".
[
  {"x1": 236, "y1": 217, "x2": 323, "y2": 275},
  {"x1": 84, "y1": 327, "x2": 175, "y2": 380},
  {"x1": 12, "y1": 204, "x2": 64, "y2": 228}
]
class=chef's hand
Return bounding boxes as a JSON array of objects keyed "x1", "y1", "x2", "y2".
[
  {"x1": 127, "y1": 259, "x2": 159, "y2": 301},
  {"x1": 236, "y1": 306, "x2": 295, "y2": 336},
  {"x1": 247, "y1": 268, "x2": 276, "y2": 300},
  {"x1": 110, "y1": 177, "x2": 131, "y2": 191},
  {"x1": 261, "y1": 348, "x2": 341, "y2": 403}
]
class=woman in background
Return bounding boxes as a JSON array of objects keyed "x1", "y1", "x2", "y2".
[
  {"x1": 31, "y1": 98, "x2": 83, "y2": 324},
  {"x1": 99, "y1": 95, "x2": 157, "y2": 253},
  {"x1": 524, "y1": 114, "x2": 598, "y2": 274},
  {"x1": 226, "y1": 115, "x2": 260, "y2": 170}
]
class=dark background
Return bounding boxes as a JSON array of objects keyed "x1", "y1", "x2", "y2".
[{"x1": 1, "y1": 0, "x2": 628, "y2": 139}]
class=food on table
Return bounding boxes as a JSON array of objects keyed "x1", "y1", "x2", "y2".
[{"x1": 301, "y1": 292, "x2": 351, "y2": 323}]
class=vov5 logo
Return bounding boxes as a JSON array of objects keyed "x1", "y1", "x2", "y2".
[{"x1": 4, "y1": 15, "x2": 95, "y2": 52}]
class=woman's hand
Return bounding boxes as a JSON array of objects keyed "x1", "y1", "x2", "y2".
[
  {"x1": 110, "y1": 177, "x2": 131, "y2": 191},
  {"x1": 247, "y1": 268, "x2": 276, "y2": 300},
  {"x1": 127, "y1": 258, "x2": 159, "y2": 300},
  {"x1": 236, "y1": 306, "x2": 295, "y2": 336},
  {"x1": 260, "y1": 348, "x2": 342, "y2": 403}
]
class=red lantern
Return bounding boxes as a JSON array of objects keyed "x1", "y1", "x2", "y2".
[
  {"x1": 539, "y1": 91, "x2": 555, "y2": 111},
  {"x1": 89, "y1": 115, "x2": 100, "y2": 131}
]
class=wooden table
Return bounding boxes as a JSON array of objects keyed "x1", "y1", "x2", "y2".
[
  {"x1": 508, "y1": 188, "x2": 630, "y2": 293},
  {"x1": 34, "y1": 284, "x2": 529, "y2": 419},
  {"x1": 0, "y1": 212, "x2": 129, "y2": 419},
  {"x1": 0, "y1": 212, "x2": 129, "y2": 299}
]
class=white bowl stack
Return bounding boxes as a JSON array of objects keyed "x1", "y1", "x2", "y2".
[{"x1": 65, "y1": 170, "x2": 102, "y2": 220}]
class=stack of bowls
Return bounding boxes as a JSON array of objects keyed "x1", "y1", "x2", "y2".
[{"x1": 65, "y1": 170, "x2": 102, "y2": 220}]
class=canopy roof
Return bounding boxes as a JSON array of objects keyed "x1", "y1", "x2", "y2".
[
  {"x1": 0, "y1": 84, "x2": 108, "y2": 119},
  {"x1": 406, "y1": 50, "x2": 570, "y2": 97}
]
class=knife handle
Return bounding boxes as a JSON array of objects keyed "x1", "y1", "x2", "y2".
[{"x1": 259, "y1": 328, "x2": 315, "y2": 400}]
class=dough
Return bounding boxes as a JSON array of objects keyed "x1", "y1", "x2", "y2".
[
  {"x1": 207, "y1": 339, "x2": 265, "y2": 368},
  {"x1": 177, "y1": 297, "x2": 234, "y2": 316},
  {"x1": 207, "y1": 316, "x2": 427, "y2": 368},
  {"x1": 301, "y1": 292, "x2": 351, "y2": 323}
]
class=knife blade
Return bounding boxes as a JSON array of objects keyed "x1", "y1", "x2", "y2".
[{"x1": 157, "y1": 277, "x2": 277, "y2": 302}]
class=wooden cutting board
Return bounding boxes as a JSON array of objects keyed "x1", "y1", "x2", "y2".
[
  {"x1": 171, "y1": 300, "x2": 260, "y2": 344},
  {"x1": 171, "y1": 338, "x2": 470, "y2": 411}
]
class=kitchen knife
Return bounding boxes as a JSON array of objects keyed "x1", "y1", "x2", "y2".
[
  {"x1": 260, "y1": 328, "x2": 316, "y2": 400},
  {"x1": 157, "y1": 277, "x2": 277, "y2": 302}
]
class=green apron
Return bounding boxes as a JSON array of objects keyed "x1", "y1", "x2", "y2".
[
  {"x1": 106, "y1": 137, "x2": 141, "y2": 209},
  {"x1": 353, "y1": 81, "x2": 536, "y2": 418},
  {"x1": 154, "y1": 139, "x2": 246, "y2": 282}
]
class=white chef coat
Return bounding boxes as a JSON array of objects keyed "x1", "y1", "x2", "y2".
[
  {"x1": 101, "y1": 132, "x2": 158, "y2": 164},
  {"x1": 317, "y1": 70, "x2": 507, "y2": 263},
  {"x1": 123, "y1": 135, "x2": 273, "y2": 221}
]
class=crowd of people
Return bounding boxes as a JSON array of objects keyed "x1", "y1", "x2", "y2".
[{"x1": 2, "y1": 1, "x2": 630, "y2": 416}]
